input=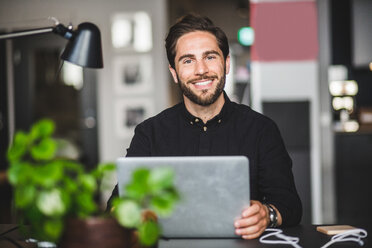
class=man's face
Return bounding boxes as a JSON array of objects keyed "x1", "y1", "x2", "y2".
[{"x1": 169, "y1": 31, "x2": 230, "y2": 106}]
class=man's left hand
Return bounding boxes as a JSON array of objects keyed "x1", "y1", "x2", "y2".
[{"x1": 234, "y1": 200, "x2": 269, "y2": 239}]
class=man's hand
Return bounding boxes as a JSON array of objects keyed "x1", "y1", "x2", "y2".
[{"x1": 234, "y1": 200, "x2": 269, "y2": 239}]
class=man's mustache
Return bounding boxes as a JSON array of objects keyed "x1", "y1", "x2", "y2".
[{"x1": 187, "y1": 75, "x2": 218, "y2": 84}]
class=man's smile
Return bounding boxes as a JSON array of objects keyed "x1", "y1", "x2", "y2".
[
  {"x1": 188, "y1": 76, "x2": 218, "y2": 90},
  {"x1": 194, "y1": 80, "x2": 212, "y2": 86}
]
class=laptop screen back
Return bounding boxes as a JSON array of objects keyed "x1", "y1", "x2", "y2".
[{"x1": 116, "y1": 156, "x2": 250, "y2": 238}]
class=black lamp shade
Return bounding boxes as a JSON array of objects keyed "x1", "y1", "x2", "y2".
[{"x1": 61, "y1": 22, "x2": 103, "y2": 68}]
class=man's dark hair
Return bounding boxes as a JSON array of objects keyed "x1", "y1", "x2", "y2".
[{"x1": 165, "y1": 14, "x2": 229, "y2": 69}]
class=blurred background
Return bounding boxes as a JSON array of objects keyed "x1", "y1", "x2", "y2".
[{"x1": 1, "y1": 0, "x2": 372, "y2": 227}]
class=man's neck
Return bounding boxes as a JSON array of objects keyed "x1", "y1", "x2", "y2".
[{"x1": 183, "y1": 93, "x2": 225, "y2": 124}]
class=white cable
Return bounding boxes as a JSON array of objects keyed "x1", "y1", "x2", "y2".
[
  {"x1": 320, "y1": 228, "x2": 368, "y2": 248},
  {"x1": 260, "y1": 228, "x2": 302, "y2": 248},
  {"x1": 48, "y1": 16, "x2": 60, "y2": 25}
]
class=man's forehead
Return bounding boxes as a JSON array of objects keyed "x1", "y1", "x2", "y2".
[{"x1": 175, "y1": 31, "x2": 220, "y2": 57}]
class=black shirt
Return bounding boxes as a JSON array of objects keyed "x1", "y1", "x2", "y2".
[{"x1": 110, "y1": 92, "x2": 302, "y2": 227}]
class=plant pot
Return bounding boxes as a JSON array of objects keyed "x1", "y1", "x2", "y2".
[{"x1": 59, "y1": 217, "x2": 133, "y2": 248}]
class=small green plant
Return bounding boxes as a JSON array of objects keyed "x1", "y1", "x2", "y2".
[
  {"x1": 7, "y1": 119, "x2": 179, "y2": 246},
  {"x1": 112, "y1": 166, "x2": 179, "y2": 246}
]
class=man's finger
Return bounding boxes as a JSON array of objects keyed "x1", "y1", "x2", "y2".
[
  {"x1": 236, "y1": 224, "x2": 266, "y2": 238},
  {"x1": 234, "y1": 215, "x2": 261, "y2": 228},
  {"x1": 242, "y1": 202, "x2": 260, "y2": 217}
]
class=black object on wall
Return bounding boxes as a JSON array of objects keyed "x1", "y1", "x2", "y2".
[
  {"x1": 0, "y1": 39, "x2": 13, "y2": 224},
  {"x1": 263, "y1": 101, "x2": 311, "y2": 224},
  {"x1": 330, "y1": 0, "x2": 352, "y2": 66},
  {"x1": 0, "y1": 40, "x2": 8, "y2": 170},
  {"x1": 335, "y1": 133, "x2": 372, "y2": 225}
]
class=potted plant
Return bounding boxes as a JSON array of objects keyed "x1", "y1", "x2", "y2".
[{"x1": 7, "y1": 119, "x2": 179, "y2": 247}]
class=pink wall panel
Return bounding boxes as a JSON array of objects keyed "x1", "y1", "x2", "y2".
[{"x1": 251, "y1": 1, "x2": 318, "y2": 61}]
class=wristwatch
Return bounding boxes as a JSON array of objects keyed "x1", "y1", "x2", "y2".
[{"x1": 264, "y1": 204, "x2": 278, "y2": 228}]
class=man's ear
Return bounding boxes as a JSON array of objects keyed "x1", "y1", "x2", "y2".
[
  {"x1": 169, "y1": 65, "x2": 178, "y2": 83},
  {"x1": 225, "y1": 55, "x2": 231, "y2": 75}
]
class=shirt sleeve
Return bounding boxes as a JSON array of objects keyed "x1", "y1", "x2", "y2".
[
  {"x1": 126, "y1": 121, "x2": 152, "y2": 157},
  {"x1": 257, "y1": 120, "x2": 302, "y2": 227}
]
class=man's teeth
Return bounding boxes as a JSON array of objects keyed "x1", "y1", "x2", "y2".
[{"x1": 195, "y1": 80, "x2": 212, "y2": 86}]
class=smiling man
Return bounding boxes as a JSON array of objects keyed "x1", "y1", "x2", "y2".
[{"x1": 109, "y1": 14, "x2": 302, "y2": 239}]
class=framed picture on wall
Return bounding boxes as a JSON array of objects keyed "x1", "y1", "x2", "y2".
[
  {"x1": 115, "y1": 97, "x2": 155, "y2": 138},
  {"x1": 113, "y1": 55, "x2": 153, "y2": 95}
]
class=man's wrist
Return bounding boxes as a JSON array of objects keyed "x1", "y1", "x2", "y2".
[{"x1": 264, "y1": 203, "x2": 278, "y2": 228}]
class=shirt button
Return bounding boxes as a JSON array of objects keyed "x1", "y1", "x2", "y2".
[
  {"x1": 195, "y1": 118, "x2": 199, "y2": 123},
  {"x1": 218, "y1": 119, "x2": 222, "y2": 123},
  {"x1": 203, "y1": 126, "x2": 207, "y2": 132},
  {"x1": 190, "y1": 121, "x2": 194, "y2": 125}
]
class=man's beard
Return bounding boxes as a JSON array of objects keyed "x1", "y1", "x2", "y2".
[{"x1": 177, "y1": 69, "x2": 226, "y2": 106}]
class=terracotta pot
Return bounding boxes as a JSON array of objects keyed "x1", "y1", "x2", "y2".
[{"x1": 59, "y1": 217, "x2": 133, "y2": 248}]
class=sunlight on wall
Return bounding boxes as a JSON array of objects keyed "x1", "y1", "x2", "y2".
[{"x1": 111, "y1": 11, "x2": 152, "y2": 52}]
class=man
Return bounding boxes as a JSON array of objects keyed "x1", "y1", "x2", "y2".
[{"x1": 109, "y1": 14, "x2": 302, "y2": 239}]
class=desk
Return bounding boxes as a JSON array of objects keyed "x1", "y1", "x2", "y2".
[
  {"x1": 0, "y1": 224, "x2": 35, "y2": 248},
  {"x1": 1, "y1": 224, "x2": 370, "y2": 248},
  {"x1": 159, "y1": 225, "x2": 371, "y2": 248}
]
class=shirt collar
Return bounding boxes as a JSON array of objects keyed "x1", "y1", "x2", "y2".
[{"x1": 181, "y1": 91, "x2": 233, "y2": 125}]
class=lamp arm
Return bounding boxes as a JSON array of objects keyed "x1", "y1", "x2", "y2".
[
  {"x1": 0, "y1": 27, "x2": 54, "y2": 40},
  {"x1": 0, "y1": 23, "x2": 74, "y2": 41}
]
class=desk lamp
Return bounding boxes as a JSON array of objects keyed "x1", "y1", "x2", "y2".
[{"x1": 0, "y1": 18, "x2": 103, "y2": 68}]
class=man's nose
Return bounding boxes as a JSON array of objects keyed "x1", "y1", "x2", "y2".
[{"x1": 195, "y1": 60, "x2": 209, "y2": 75}]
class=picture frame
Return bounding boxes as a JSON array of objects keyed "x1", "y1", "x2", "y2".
[
  {"x1": 115, "y1": 97, "x2": 155, "y2": 138},
  {"x1": 113, "y1": 55, "x2": 153, "y2": 95}
]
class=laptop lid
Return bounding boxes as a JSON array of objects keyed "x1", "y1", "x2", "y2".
[{"x1": 116, "y1": 156, "x2": 250, "y2": 238}]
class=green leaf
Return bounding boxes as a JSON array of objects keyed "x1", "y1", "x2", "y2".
[
  {"x1": 31, "y1": 138, "x2": 57, "y2": 161},
  {"x1": 138, "y1": 220, "x2": 160, "y2": 246},
  {"x1": 36, "y1": 189, "x2": 66, "y2": 216},
  {"x1": 74, "y1": 191, "x2": 97, "y2": 217},
  {"x1": 63, "y1": 177, "x2": 78, "y2": 193},
  {"x1": 7, "y1": 162, "x2": 33, "y2": 185},
  {"x1": 24, "y1": 205, "x2": 43, "y2": 224},
  {"x1": 43, "y1": 219, "x2": 63, "y2": 242},
  {"x1": 132, "y1": 168, "x2": 151, "y2": 183},
  {"x1": 114, "y1": 199, "x2": 141, "y2": 228},
  {"x1": 79, "y1": 174, "x2": 97, "y2": 192},
  {"x1": 148, "y1": 167, "x2": 174, "y2": 192},
  {"x1": 32, "y1": 162, "x2": 63, "y2": 188},
  {"x1": 125, "y1": 184, "x2": 147, "y2": 201},
  {"x1": 14, "y1": 185, "x2": 36, "y2": 208},
  {"x1": 125, "y1": 168, "x2": 150, "y2": 200},
  {"x1": 7, "y1": 132, "x2": 29, "y2": 162},
  {"x1": 30, "y1": 119, "x2": 55, "y2": 139},
  {"x1": 91, "y1": 163, "x2": 116, "y2": 178},
  {"x1": 61, "y1": 160, "x2": 84, "y2": 174},
  {"x1": 150, "y1": 190, "x2": 179, "y2": 217}
]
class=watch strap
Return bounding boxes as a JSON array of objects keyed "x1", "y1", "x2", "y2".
[{"x1": 264, "y1": 203, "x2": 278, "y2": 228}]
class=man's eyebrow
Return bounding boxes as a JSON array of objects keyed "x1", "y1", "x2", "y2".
[{"x1": 203, "y1": 50, "x2": 221, "y2": 56}]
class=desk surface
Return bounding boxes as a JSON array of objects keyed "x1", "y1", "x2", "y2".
[
  {"x1": 0, "y1": 224, "x2": 370, "y2": 248},
  {"x1": 159, "y1": 225, "x2": 371, "y2": 248}
]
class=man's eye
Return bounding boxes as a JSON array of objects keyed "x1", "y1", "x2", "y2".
[
  {"x1": 206, "y1": 55, "x2": 216, "y2": 60},
  {"x1": 183, "y1": 59, "x2": 192, "y2": 64}
]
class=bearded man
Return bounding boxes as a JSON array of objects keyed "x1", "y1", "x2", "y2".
[{"x1": 109, "y1": 14, "x2": 302, "y2": 239}]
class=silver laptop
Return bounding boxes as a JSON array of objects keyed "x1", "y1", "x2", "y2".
[{"x1": 116, "y1": 156, "x2": 250, "y2": 238}]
